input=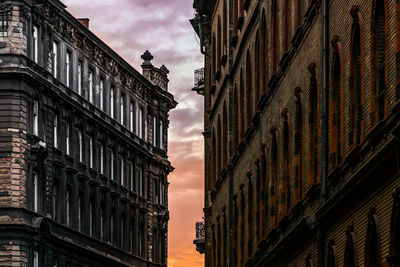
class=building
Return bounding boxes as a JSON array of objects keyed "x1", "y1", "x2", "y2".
[
  {"x1": 192, "y1": 0, "x2": 400, "y2": 266},
  {"x1": 0, "y1": 0, "x2": 176, "y2": 266}
]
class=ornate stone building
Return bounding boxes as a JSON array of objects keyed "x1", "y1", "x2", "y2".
[
  {"x1": 192, "y1": 0, "x2": 400, "y2": 266},
  {"x1": 0, "y1": 0, "x2": 176, "y2": 266}
]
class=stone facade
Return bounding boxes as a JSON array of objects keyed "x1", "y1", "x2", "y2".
[
  {"x1": 0, "y1": 0, "x2": 176, "y2": 266},
  {"x1": 193, "y1": 0, "x2": 400, "y2": 266}
]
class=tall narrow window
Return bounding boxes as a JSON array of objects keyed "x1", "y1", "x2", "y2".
[
  {"x1": 222, "y1": 0, "x2": 227, "y2": 57},
  {"x1": 372, "y1": 0, "x2": 387, "y2": 123},
  {"x1": 327, "y1": 240, "x2": 338, "y2": 267},
  {"x1": 281, "y1": 108, "x2": 290, "y2": 215},
  {"x1": 294, "y1": 88, "x2": 304, "y2": 201},
  {"x1": 365, "y1": 209, "x2": 381, "y2": 267},
  {"x1": 240, "y1": 187, "x2": 245, "y2": 266},
  {"x1": 309, "y1": 63, "x2": 319, "y2": 185},
  {"x1": 217, "y1": 16, "x2": 221, "y2": 69},
  {"x1": 120, "y1": 93, "x2": 125, "y2": 125},
  {"x1": 344, "y1": 227, "x2": 357, "y2": 267},
  {"x1": 233, "y1": 86, "x2": 239, "y2": 151},
  {"x1": 100, "y1": 144, "x2": 104, "y2": 174},
  {"x1": 33, "y1": 173, "x2": 38, "y2": 212},
  {"x1": 100, "y1": 206, "x2": 105, "y2": 240},
  {"x1": 66, "y1": 122, "x2": 70, "y2": 155},
  {"x1": 246, "y1": 51, "x2": 253, "y2": 125},
  {"x1": 66, "y1": 51, "x2": 71, "y2": 87},
  {"x1": 247, "y1": 174, "x2": 253, "y2": 256},
  {"x1": 153, "y1": 116, "x2": 157, "y2": 147},
  {"x1": 130, "y1": 101, "x2": 135, "y2": 132},
  {"x1": 240, "y1": 69, "x2": 245, "y2": 138},
  {"x1": 78, "y1": 61, "x2": 82, "y2": 95},
  {"x1": 33, "y1": 250, "x2": 39, "y2": 267},
  {"x1": 255, "y1": 35, "x2": 260, "y2": 102},
  {"x1": 100, "y1": 79, "x2": 104, "y2": 111},
  {"x1": 270, "y1": 126, "x2": 278, "y2": 228},
  {"x1": 121, "y1": 157, "x2": 125, "y2": 186},
  {"x1": 66, "y1": 190, "x2": 70, "y2": 227},
  {"x1": 89, "y1": 136, "x2": 93, "y2": 168},
  {"x1": 52, "y1": 41, "x2": 58, "y2": 78},
  {"x1": 111, "y1": 151, "x2": 114, "y2": 180},
  {"x1": 139, "y1": 107, "x2": 144, "y2": 139},
  {"x1": 121, "y1": 216, "x2": 125, "y2": 248},
  {"x1": 222, "y1": 104, "x2": 228, "y2": 168},
  {"x1": 139, "y1": 166, "x2": 144, "y2": 197},
  {"x1": 89, "y1": 201, "x2": 93, "y2": 236},
  {"x1": 350, "y1": 7, "x2": 363, "y2": 147},
  {"x1": 271, "y1": 0, "x2": 278, "y2": 73},
  {"x1": 33, "y1": 25, "x2": 38, "y2": 63},
  {"x1": 110, "y1": 212, "x2": 114, "y2": 244},
  {"x1": 130, "y1": 161, "x2": 135, "y2": 192},
  {"x1": 261, "y1": 12, "x2": 267, "y2": 93},
  {"x1": 79, "y1": 130, "x2": 83, "y2": 162},
  {"x1": 217, "y1": 116, "x2": 222, "y2": 177},
  {"x1": 159, "y1": 120, "x2": 163, "y2": 149},
  {"x1": 110, "y1": 87, "x2": 115, "y2": 119},
  {"x1": 89, "y1": 71, "x2": 94, "y2": 104},
  {"x1": 390, "y1": 188, "x2": 400, "y2": 260},
  {"x1": 33, "y1": 100, "x2": 38, "y2": 136},
  {"x1": 53, "y1": 113, "x2": 58, "y2": 148},
  {"x1": 330, "y1": 37, "x2": 343, "y2": 171},
  {"x1": 77, "y1": 193, "x2": 82, "y2": 231}
]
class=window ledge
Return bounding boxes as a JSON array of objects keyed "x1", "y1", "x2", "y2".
[
  {"x1": 99, "y1": 173, "x2": 108, "y2": 181},
  {"x1": 89, "y1": 168, "x2": 97, "y2": 176}
]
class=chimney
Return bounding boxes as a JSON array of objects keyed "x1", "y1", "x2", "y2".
[{"x1": 78, "y1": 18, "x2": 90, "y2": 29}]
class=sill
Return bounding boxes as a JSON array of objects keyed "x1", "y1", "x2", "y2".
[
  {"x1": 231, "y1": 35, "x2": 238, "y2": 47},
  {"x1": 99, "y1": 173, "x2": 108, "y2": 181},
  {"x1": 110, "y1": 180, "x2": 118, "y2": 187},
  {"x1": 89, "y1": 168, "x2": 97, "y2": 176},
  {"x1": 65, "y1": 154, "x2": 74, "y2": 163},
  {"x1": 78, "y1": 162, "x2": 87, "y2": 170},
  {"x1": 120, "y1": 185, "x2": 128, "y2": 193},
  {"x1": 52, "y1": 147, "x2": 62, "y2": 155},
  {"x1": 237, "y1": 17, "x2": 244, "y2": 31}
]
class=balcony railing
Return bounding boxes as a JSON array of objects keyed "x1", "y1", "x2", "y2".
[
  {"x1": 194, "y1": 68, "x2": 204, "y2": 88},
  {"x1": 193, "y1": 221, "x2": 205, "y2": 254}
]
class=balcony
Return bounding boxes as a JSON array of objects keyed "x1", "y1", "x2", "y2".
[
  {"x1": 192, "y1": 68, "x2": 204, "y2": 95},
  {"x1": 193, "y1": 221, "x2": 205, "y2": 254}
]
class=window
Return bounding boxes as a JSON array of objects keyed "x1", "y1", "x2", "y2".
[
  {"x1": 53, "y1": 114, "x2": 58, "y2": 148},
  {"x1": 66, "y1": 122, "x2": 70, "y2": 155},
  {"x1": 66, "y1": 51, "x2": 71, "y2": 87},
  {"x1": 33, "y1": 100, "x2": 38, "y2": 136},
  {"x1": 89, "y1": 136, "x2": 93, "y2": 168},
  {"x1": 78, "y1": 193, "x2": 83, "y2": 232},
  {"x1": 52, "y1": 179, "x2": 58, "y2": 220},
  {"x1": 130, "y1": 101, "x2": 135, "y2": 132},
  {"x1": 121, "y1": 216, "x2": 125, "y2": 248},
  {"x1": 100, "y1": 79, "x2": 104, "y2": 111},
  {"x1": 270, "y1": 126, "x2": 278, "y2": 228},
  {"x1": 130, "y1": 162, "x2": 135, "y2": 192},
  {"x1": 89, "y1": 201, "x2": 93, "y2": 236},
  {"x1": 111, "y1": 151, "x2": 115, "y2": 180},
  {"x1": 78, "y1": 130, "x2": 83, "y2": 162},
  {"x1": 344, "y1": 227, "x2": 357, "y2": 267},
  {"x1": 281, "y1": 108, "x2": 290, "y2": 215},
  {"x1": 66, "y1": 190, "x2": 70, "y2": 227},
  {"x1": 33, "y1": 173, "x2": 38, "y2": 212},
  {"x1": 309, "y1": 63, "x2": 319, "y2": 185},
  {"x1": 139, "y1": 107, "x2": 144, "y2": 139},
  {"x1": 159, "y1": 120, "x2": 163, "y2": 149},
  {"x1": 111, "y1": 87, "x2": 115, "y2": 119},
  {"x1": 327, "y1": 240, "x2": 338, "y2": 267},
  {"x1": 33, "y1": 250, "x2": 39, "y2": 267},
  {"x1": 89, "y1": 71, "x2": 93, "y2": 104},
  {"x1": 121, "y1": 157, "x2": 125, "y2": 186},
  {"x1": 139, "y1": 166, "x2": 144, "y2": 197},
  {"x1": 33, "y1": 25, "x2": 38, "y2": 63},
  {"x1": 153, "y1": 116, "x2": 157, "y2": 146},
  {"x1": 78, "y1": 61, "x2": 82, "y2": 95},
  {"x1": 120, "y1": 93, "x2": 125, "y2": 125},
  {"x1": 294, "y1": 88, "x2": 304, "y2": 201},
  {"x1": 100, "y1": 144, "x2": 104, "y2": 174},
  {"x1": 111, "y1": 211, "x2": 115, "y2": 244},
  {"x1": 52, "y1": 41, "x2": 58, "y2": 78},
  {"x1": 100, "y1": 206, "x2": 105, "y2": 240},
  {"x1": 365, "y1": 210, "x2": 380, "y2": 267}
]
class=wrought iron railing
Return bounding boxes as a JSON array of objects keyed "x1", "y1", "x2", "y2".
[{"x1": 194, "y1": 68, "x2": 204, "y2": 88}]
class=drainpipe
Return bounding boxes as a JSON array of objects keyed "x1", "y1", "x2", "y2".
[{"x1": 318, "y1": 0, "x2": 329, "y2": 266}]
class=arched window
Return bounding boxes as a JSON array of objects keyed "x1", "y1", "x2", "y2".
[
  {"x1": 349, "y1": 6, "x2": 363, "y2": 147},
  {"x1": 281, "y1": 108, "x2": 290, "y2": 215},
  {"x1": 309, "y1": 63, "x2": 319, "y2": 185},
  {"x1": 223, "y1": 103, "x2": 228, "y2": 168},
  {"x1": 255, "y1": 158, "x2": 261, "y2": 241},
  {"x1": 223, "y1": 0, "x2": 228, "y2": 58},
  {"x1": 260, "y1": 144, "x2": 268, "y2": 238},
  {"x1": 327, "y1": 240, "x2": 338, "y2": 267},
  {"x1": 294, "y1": 88, "x2": 304, "y2": 201},
  {"x1": 246, "y1": 51, "x2": 253, "y2": 126},
  {"x1": 240, "y1": 69, "x2": 245, "y2": 138},
  {"x1": 306, "y1": 254, "x2": 314, "y2": 267},
  {"x1": 223, "y1": 209, "x2": 227, "y2": 266},
  {"x1": 247, "y1": 172, "x2": 253, "y2": 256},
  {"x1": 217, "y1": 116, "x2": 222, "y2": 178},
  {"x1": 329, "y1": 36, "x2": 343, "y2": 171},
  {"x1": 296, "y1": 0, "x2": 304, "y2": 27},
  {"x1": 271, "y1": 0, "x2": 278, "y2": 73},
  {"x1": 365, "y1": 208, "x2": 381, "y2": 267},
  {"x1": 212, "y1": 128, "x2": 216, "y2": 186},
  {"x1": 234, "y1": 86, "x2": 239, "y2": 151},
  {"x1": 261, "y1": 10, "x2": 268, "y2": 93},
  {"x1": 212, "y1": 33, "x2": 216, "y2": 80},
  {"x1": 217, "y1": 216, "x2": 221, "y2": 267},
  {"x1": 282, "y1": 0, "x2": 289, "y2": 52},
  {"x1": 371, "y1": 0, "x2": 387, "y2": 124},
  {"x1": 389, "y1": 188, "x2": 400, "y2": 263},
  {"x1": 217, "y1": 16, "x2": 222, "y2": 70},
  {"x1": 233, "y1": 195, "x2": 239, "y2": 267},
  {"x1": 270, "y1": 126, "x2": 278, "y2": 228},
  {"x1": 344, "y1": 226, "x2": 358, "y2": 267},
  {"x1": 255, "y1": 34, "x2": 260, "y2": 102}
]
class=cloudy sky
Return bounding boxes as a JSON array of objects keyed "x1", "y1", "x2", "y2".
[{"x1": 63, "y1": 0, "x2": 204, "y2": 266}]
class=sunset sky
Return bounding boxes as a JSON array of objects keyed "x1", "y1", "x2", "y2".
[{"x1": 64, "y1": 0, "x2": 204, "y2": 266}]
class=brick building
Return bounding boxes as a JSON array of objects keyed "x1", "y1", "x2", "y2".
[
  {"x1": 192, "y1": 0, "x2": 400, "y2": 266},
  {"x1": 0, "y1": 0, "x2": 176, "y2": 266}
]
